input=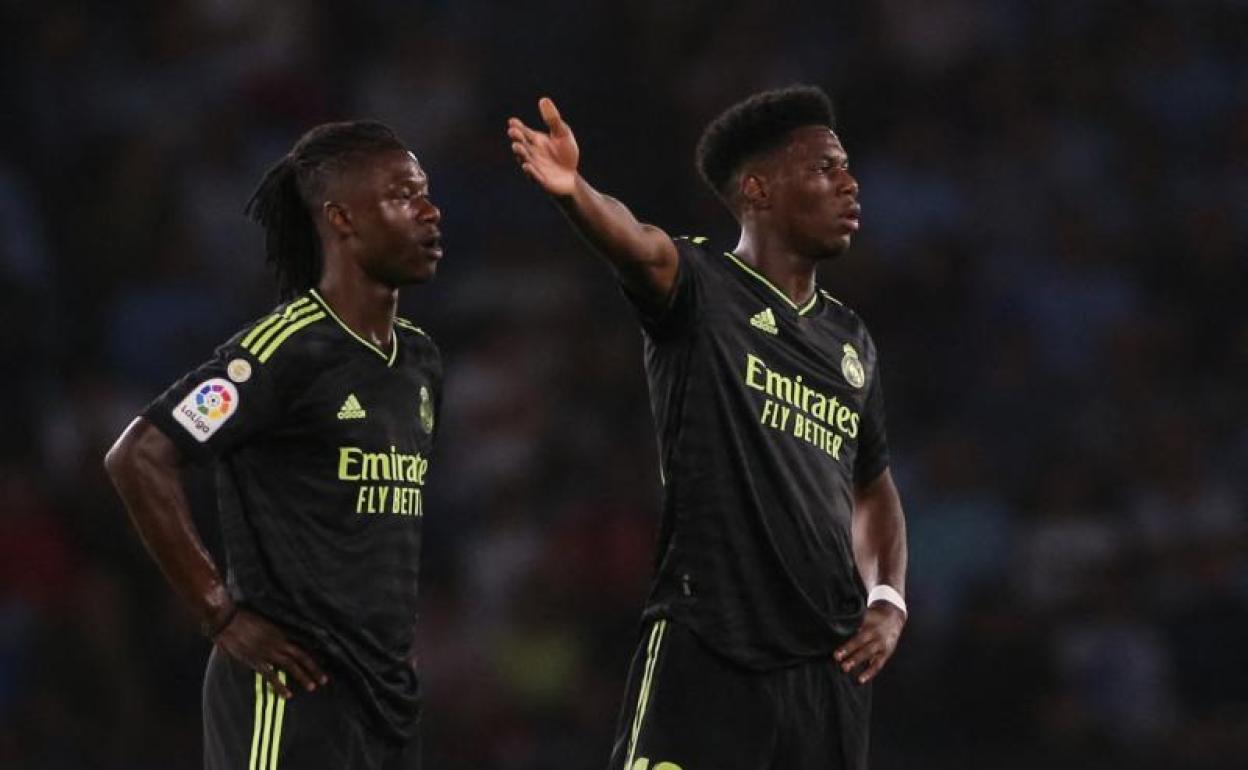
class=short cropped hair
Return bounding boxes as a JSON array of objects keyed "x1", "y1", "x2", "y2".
[{"x1": 695, "y1": 85, "x2": 836, "y2": 205}]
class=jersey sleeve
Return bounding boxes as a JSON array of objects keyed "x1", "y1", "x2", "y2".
[
  {"x1": 854, "y1": 353, "x2": 890, "y2": 486},
  {"x1": 142, "y1": 333, "x2": 285, "y2": 462},
  {"x1": 618, "y1": 235, "x2": 706, "y2": 340}
]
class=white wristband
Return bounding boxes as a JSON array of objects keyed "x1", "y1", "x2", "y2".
[{"x1": 867, "y1": 584, "x2": 907, "y2": 617}]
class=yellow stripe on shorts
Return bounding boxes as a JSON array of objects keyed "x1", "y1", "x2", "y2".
[
  {"x1": 249, "y1": 671, "x2": 288, "y2": 770},
  {"x1": 625, "y1": 619, "x2": 667, "y2": 770}
]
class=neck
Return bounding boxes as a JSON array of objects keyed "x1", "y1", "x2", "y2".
[
  {"x1": 732, "y1": 227, "x2": 818, "y2": 307},
  {"x1": 316, "y1": 256, "x2": 398, "y2": 351}
]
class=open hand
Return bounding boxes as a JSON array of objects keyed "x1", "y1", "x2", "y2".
[
  {"x1": 834, "y1": 604, "x2": 905, "y2": 685},
  {"x1": 507, "y1": 97, "x2": 580, "y2": 196},
  {"x1": 213, "y1": 608, "x2": 329, "y2": 699}
]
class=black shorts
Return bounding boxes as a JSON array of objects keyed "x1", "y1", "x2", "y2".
[
  {"x1": 609, "y1": 619, "x2": 871, "y2": 770},
  {"x1": 203, "y1": 647, "x2": 420, "y2": 770}
]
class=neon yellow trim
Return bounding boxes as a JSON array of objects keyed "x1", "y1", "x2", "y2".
[
  {"x1": 269, "y1": 672, "x2": 287, "y2": 770},
  {"x1": 691, "y1": 236, "x2": 708, "y2": 244},
  {"x1": 309, "y1": 289, "x2": 397, "y2": 366},
  {"x1": 722, "y1": 252, "x2": 819, "y2": 316},
  {"x1": 242, "y1": 315, "x2": 281, "y2": 350},
  {"x1": 625, "y1": 619, "x2": 667, "y2": 770},
  {"x1": 256, "y1": 312, "x2": 325, "y2": 363},
  {"x1": 240, "y1": 298, "x2": 312, "y2": 350},
  {"x1": 395, "y1": 318, "x2": 429, "y2": 338},
  {"x1": 245, "y1": 303, "x2": 321, "y2": 356},
  {"x1": 257, "y1": 678, "x2": 276, "y2": 770},
  {"x1": 249, "y1": 673, "x2": 264, "y2": 770},
  {"x1": 282, "y1": 297, "x2": 312, "y2": 317}
]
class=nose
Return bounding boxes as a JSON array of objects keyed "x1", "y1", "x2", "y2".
[
  {"x1": 418, "y1": 197, "x2": 441, "y2": 224},
  {"x1": 838, "y1": 169, "x2": 859, "y2": 198}
]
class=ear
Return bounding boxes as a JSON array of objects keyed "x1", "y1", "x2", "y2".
[
  {"x1": 323, "y1": 201, "x2": 354, "y2": 238},
  {"x1": 739, "y1": 172, "x2": 771, "y2": 211}
]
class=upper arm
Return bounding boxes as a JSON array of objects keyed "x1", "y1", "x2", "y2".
[
  {"x1": 105, "y1": 416, "x2": 185, "y2": 479},
  {"x1": 141, "y1": 332, "x2": 287, "y2": 461},
  {"x1": 613, "y1": 223, "x2": 680, "y2": 318}
]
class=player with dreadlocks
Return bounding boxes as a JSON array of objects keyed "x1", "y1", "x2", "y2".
[
  {"x1": 105, "y1": 120, "x2": 445, "y2": 770},
  {"x1": 509, "y1": 86, "x2": 909, "y2": 770}
]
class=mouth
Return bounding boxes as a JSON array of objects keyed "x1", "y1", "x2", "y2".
[
  {"x1": 839, "y1": 204, "x2": 861, "y2": 233},
  {"x1": 420, "y1": 231, "x2": 443, "y2": 259}
]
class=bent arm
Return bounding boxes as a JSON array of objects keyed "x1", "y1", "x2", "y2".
[
  {"x1": 104, "y1": 417, "x2": 234, "y2": 633},
  {"x1": 852, "y1": 467, "x2": 908, "y2": 601},
  {"x1": 556, "y1": 175, "x2": 679, "y2": 314},
  {"x1": 508, "y1": 98, "x2": 679, "y2": 315}
]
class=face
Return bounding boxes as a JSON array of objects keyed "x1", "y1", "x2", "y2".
[
  {"x1": 330, "y1": 149, "x2": 443, "y2": 286},
  {"x1": 756, "y1": 126, "x2": 860, "y2": 260}
]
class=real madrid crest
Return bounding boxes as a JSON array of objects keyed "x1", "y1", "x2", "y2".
[
  {"x1": 226, "y1": 358, "x2": 252, "y2": 383},
  {"x1": 841, "y1": 343, "x2": 865, "y2": 389},
  {"x1": 418, "y1": 386, "x2": 435, "y2": 434}
]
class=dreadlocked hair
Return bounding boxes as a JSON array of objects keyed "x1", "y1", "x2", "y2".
[
  {"x1": 695, "y1": 85, "x2": 836, "y2": 207},
  {"x1": 244, "y1": 120, "x2": 408, "y2": 299}
]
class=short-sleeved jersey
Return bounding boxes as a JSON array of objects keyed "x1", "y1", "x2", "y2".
[
  {"x1": 626, "y1": 237, "x2": 890, "y2": 670},
  {"x1": 143, "y1": 289, "x2": 442, "y2": 741}
]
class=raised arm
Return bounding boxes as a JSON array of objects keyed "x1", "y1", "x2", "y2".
[
  {"x1": 507, "y1": 97, "x2": 679, "y2": 316},
  {"x1": 104, "y1": 417, "x2": 326, "y2": 698},
  {"x1": 835, "y1": 467, "x2": 908, "y2": 684}
]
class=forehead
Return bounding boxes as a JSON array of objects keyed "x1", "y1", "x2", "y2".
[
  {"x1": 781, "y1": 125, "x2": 845, "y2": 160},
  {"x1": 335, "y1": 148, "x2": 424, "y2": 190},
  {"x1": 367, "y1": 149, "x2": 425, "y2": 181}
]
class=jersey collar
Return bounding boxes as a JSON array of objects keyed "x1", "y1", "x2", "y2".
[
  {"x1": 308, "y1": 289, "x2": 399, "y2": 366},
  {"x1": 722, "y1": 252, "x2": 819, "y2": 316}
]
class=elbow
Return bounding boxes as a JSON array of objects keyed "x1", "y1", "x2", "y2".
[{"x1": 103, "y1": 434, "x2": 134, "y2": 482}]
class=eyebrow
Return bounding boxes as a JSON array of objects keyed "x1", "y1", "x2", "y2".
[{"x1": 389, "y1": 173, "x2": 428, "y2": 186}]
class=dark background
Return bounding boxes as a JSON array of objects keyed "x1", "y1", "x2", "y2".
[{"x1": 2, "y1": 1, "x2": 1245, "y2": 768}]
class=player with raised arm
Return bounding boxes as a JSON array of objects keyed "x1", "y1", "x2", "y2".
[
  {"x1": 508, "y1": 87, "x2": 908, "y2": 770},
  {"x1": 105, "y1": 121, "x2": 444, "y2": 770}
]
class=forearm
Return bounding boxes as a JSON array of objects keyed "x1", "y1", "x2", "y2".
[
  {"x1": 105, "y1": 420, "x2": 233, "y2": 631},
  {"x1": 852, "y1": 469, "x2": 908, "y2": 595},
  {"x1": 556, "y1": 176, "x2": 675, "y2": 288}
]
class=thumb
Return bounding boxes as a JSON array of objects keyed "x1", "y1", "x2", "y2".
[{"x1": 538, "y1": 97, "x2": 566, "y2": 136}]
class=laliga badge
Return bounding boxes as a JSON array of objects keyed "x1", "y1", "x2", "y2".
[
  {"x1": 841, "y1": 343, "x2": 865, "y2": 389},
  {"x1": 172, "y1": 378, "x2": 239, "y2": 442},
  {"x1": 227, "y1": 358, "x2": 252, "y2": 383}
]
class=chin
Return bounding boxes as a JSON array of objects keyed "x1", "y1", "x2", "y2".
[
  {"x1": 401, "y1": 267, "x2": 436, "y2": 286},
  {"x1": 813, "y1": 237, "x2": 852, "y2": 261}
]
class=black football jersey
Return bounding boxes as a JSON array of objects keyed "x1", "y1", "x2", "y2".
[
  {"x1": 627, "y1": 237, "x2": 890, "y2": 669},
  {"x1": 144, "y1": 288, "x2": 442, "y2": 740}
]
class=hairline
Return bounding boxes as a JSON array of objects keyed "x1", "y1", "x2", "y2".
[{"x1": 721, "y1": 123, "x2": 840, "y2": 213}]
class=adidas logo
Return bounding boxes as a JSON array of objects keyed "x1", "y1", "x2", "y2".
[
  {"x1": 336, "y1": 394, "x2": 366, "y2": 420},
  {"x1": 749, "y1": 308, "x2": 778, "y2": 335}
]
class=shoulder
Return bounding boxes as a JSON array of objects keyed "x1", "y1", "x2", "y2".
[
  {"x1": 227, "y1": 293, "x2": 333, "y2": 368},
  {"x1": 395, "y1": 316, "x2": 438, "y2": 351},
  {"x1": 818, "y1": 289, "x2": 879, "y2": 355},
  {"x1": 672, "y1": 234, "x2": 715, "y2": 261},
  {"x1": 670, "y1": 234, "x2": 729, "y2": 284},
  {"x1": 395, "y1": 316, "x2": 442, "y2": 368}
]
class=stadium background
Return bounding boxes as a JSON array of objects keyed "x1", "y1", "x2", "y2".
[{"x1": 2, "y1": 1, "x2": 1246, "y2": 768}]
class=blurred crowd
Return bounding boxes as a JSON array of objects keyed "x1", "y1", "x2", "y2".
[{"x1": 2, "y1": 1, "x2": 1246, "y2": 768}]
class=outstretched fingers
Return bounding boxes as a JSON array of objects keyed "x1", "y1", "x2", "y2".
[
  {"x1": 538, "y1": 97, "x2": 565, "y2": 135},
  {"x1": 507, "y1": 118, "x2": 540, "y2": 146}
]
